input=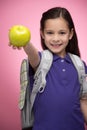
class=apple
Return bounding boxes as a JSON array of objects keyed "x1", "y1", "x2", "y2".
[{"x1": 9, "y1": 25, "x2": 31, "y2": 47}]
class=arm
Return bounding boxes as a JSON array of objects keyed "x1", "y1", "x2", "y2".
[
  {"x1": 80, "y1": 99, "x2": 87, "y2": 124},
  {"x1": 80, "y1": 62, "x2": 87, "y2": 124},
  {"x1": 23, "y1": 42, "x2": 40, "y2": 70},
  {"x1": 9, "y1": 42, "x2": 40, "y2": 70}
]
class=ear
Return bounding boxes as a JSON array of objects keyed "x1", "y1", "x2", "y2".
[
  {"x1": 69, "y1": 28, "x2": 74, "y2": 40},
  {"x1": 40, "y1": 30, "x2": 45, "y2": 39}
]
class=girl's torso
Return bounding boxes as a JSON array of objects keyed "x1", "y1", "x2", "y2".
[{"x1": 30, "y1": 53, "x2": 86, "y2": 130}]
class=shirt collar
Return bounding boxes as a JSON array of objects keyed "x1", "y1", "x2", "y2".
[{"x1": 53, "y1": 53, "x2": 72, "y2": 63}]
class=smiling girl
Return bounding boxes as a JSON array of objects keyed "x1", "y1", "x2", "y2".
[{"x1": 9, "y1": 7, "x2": 87, "y2": 130}]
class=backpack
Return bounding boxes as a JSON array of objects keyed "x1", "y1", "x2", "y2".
[{"x1": 19, "y1": 50, "x2": 87, "y2": 130}]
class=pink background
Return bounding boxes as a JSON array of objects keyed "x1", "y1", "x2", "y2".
[{"x1": 0, "y1": 0, "x2": 87, "y2": 130}]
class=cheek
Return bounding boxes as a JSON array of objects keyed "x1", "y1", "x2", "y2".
[
  {"x1": 63, "y1": 35, "x2": 70, "y2": 42},
  {"x1": 44, "y1": 36, "x2": 51, "y2": 42}
]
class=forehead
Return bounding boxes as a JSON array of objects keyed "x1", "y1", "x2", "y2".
[{"x1": 44, "y1": 17, "x2": 69, "y2": 30}]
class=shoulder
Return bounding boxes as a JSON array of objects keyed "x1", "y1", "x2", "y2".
[{"x1": 69, "y1": 53, "x2": 87, "y2": 74}]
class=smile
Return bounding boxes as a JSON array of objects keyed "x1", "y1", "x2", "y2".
[{"x1": 51, "y1": 43, "x2": 62, "y2": 47}]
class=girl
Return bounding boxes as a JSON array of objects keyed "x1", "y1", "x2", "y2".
[{"x1": 10, "y1": 7, "x2": 87, "y2": 130}]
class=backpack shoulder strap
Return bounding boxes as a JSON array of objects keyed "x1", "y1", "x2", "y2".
[
  {"x1": 30, "y1": 50, "x2": 53, "y2": 109},
  {"x1": 34, "y1": 50, "x2": 53, "y2": 92},
  {"x1": 68, "y1": 53, "x2": 85, "y2": 84}
]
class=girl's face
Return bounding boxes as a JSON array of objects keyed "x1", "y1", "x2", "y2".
[{"x1": 41, "y1": 17, "x2": 73, "y2": 57}]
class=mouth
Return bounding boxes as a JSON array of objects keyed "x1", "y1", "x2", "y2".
[{"x1": 50, "y1": 43, "x2": 62, "y2": 47}]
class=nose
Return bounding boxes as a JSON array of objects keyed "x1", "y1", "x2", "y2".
[{"x1": 52, "y1": 34, "x2": 60, "y2": 42}]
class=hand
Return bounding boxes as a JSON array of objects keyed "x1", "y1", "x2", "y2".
[{"x1": 8, "y1": 42, "x2": 22, "y2": 50}]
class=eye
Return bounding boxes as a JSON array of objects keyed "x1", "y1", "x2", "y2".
[
  {"x1": 46, "y1": 31, "x2": 53, "y2": 35},
  {"x1": 60, "y1": 31, "x2": 66, "y2": 35}
]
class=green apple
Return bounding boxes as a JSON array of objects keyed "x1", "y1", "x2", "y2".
[{"x1": 9, "y1": 25, "x2": 31, "y2": 47}]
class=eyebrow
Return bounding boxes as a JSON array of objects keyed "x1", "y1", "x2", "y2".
[{"x1": 44, "y1": 29, "x2": 68, "y2": 32}]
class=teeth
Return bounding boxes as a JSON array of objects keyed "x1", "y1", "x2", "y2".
[{"x1": 52, "y1": 44, "x2": 61, "y2": 46}]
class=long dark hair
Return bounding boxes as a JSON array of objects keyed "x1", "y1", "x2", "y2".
[{"x1": 40, "y1": 7, "x2": 80, "y2": 57}]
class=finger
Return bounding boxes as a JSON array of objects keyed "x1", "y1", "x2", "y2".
[
  {"x1": 12, "y1": 46, "x2": 17, "y2": 49},
  {"x1": 17, "y1": 47, "x2": 22, "y2": 50}
]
